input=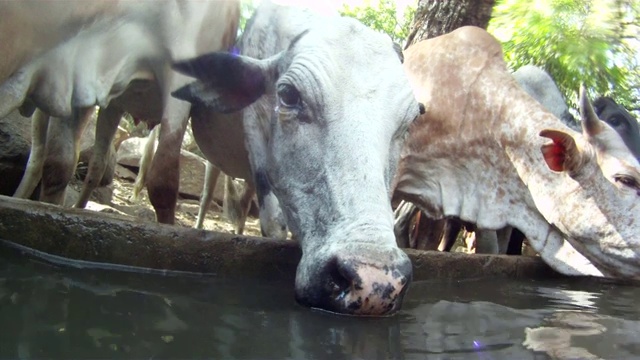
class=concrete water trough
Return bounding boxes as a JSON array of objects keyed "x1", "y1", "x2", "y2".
[{"x1": 0, "y1": 195, "x2": 560, "y2": 281}]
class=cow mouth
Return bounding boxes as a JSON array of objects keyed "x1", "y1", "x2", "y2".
[{"x1": 295, "y1": 257, "x2": 412, "y2": 316}]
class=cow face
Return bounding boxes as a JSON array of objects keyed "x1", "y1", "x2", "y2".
[
  {"x1": 538, "y1": 87, "x2": 640, "y2": 278},
  {"x1": 172, "y1": 18, "x2": 420, "y2": 315},
  {"x1": 593, "y1": 97, "x2": 640, "y2": 160}
]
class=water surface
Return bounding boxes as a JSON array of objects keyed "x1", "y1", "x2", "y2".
[{"x1": 1, "y1": 242, "x2": 639, "y2": 359}]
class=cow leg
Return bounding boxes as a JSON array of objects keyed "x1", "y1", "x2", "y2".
[
  {"x1": 414, "y1": 216, "x2": 446, "y2": 251},
  {"x1": 393, "y1": 203, "x2": 454, "y2": 251},
  {"x1": 75, "y1": 105, "x2": 123, "y2": 208},
  {"x1": 438, "y1": 218, "x2": 463, "y2": 252},
  {"x1": 236, "y1": 181, "x2": 257, "y2": 236},
  {"x1": 130, "y1": 125, "x2": 159, "y2": 203},
  {"x1": 506, "y1": 228, "x2": 525, "y2": 255},
  {"x1": 496, "y1": 226, "x2": 514, "y2": 254},
  {"x1": 13, "y1": 109, "x2": 50, "y2": 198},
  {"x1": 393, "y1": 200, "x2": 418, "y2": 248},
  {"x1": 475, "y1": 230, "x2": 499, "y2": 254},
  {"x1": 222, "y1": 174, "x2": 244, "y2": 234},
  {"x1": 40, "y1": 107, "x2": 94, "y2": 205},
  {"x1": 410, "y1": 210, "x2": 422, "y2": 249},
  {"x1": 195, "y1": 161, "x2": 221, "y2": 229},
  {"x1": 146, "y1": 96, "x2": 191, "y2": 224},
  {"x1": 223, "y1": 175, "x2": 255, "y2": 235}
]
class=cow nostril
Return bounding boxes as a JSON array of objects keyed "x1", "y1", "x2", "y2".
[
  {"x1": 326, "y1": 258, "x2": 353, "y2": 300},
  {"x1": 296, "y1": 251, "x2": 412, "y2": 315}
]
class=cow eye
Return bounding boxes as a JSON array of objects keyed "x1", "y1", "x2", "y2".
[
  {"x1": 277, "y1": 84, "x2": 301, "y2": 108},
  {"x1": 614, "y1": 174, "x2": 640, "y2": 190},
  {"x1": 607, "y1": 116, "x2": 624, "y2": 128}
]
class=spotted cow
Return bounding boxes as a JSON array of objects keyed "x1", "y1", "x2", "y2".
[{"x1": 394, "y1": 26, "x2": 640, "y2": 279}]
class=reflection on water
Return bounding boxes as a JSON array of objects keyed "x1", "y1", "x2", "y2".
[{"x1": 1, "y1": 243, "x2": 640, "y2": 359}]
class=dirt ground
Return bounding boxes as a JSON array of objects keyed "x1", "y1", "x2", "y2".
[{"x1": 73, "y1": 174, "x2": 264, "y2": 238}]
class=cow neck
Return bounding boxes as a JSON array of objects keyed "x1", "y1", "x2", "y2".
[
  {"x1": 497, "y1": 91, "x2": 584, "y2": 231},
  {"x1": 494, "y1": 93, "x2": 603, "y2": 276},
  {"x1": 395, "y1": 84, "x2": 543, "y2": 231},
  {"x1": 395, "y1": 85, "x2": 603, "y2": 277}
]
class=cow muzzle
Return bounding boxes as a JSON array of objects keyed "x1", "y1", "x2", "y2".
[{"x1": 294, "y1": 247, "x2": 412, "y2": 316}]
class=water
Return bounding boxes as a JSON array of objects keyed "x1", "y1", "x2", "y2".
[{"x1": 1, "y1": 242, "x2": 639, "y2": 360}]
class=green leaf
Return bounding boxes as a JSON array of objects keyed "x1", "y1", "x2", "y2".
[
  {"x1": 489, "y1": 0, "x2": 640, "y2": 114},
  {"x1": 340, "y1": 0, "x2": 415, "y2": 44}
]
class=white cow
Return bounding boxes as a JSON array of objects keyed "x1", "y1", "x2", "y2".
[
  {"x1": 2, "y1": 0, "x2": 240, "y2": 218},
  {"x1": 394, "y1": 26, "x2": 640, "y2": 279},
  {"x1": 171, "y1": 1, "x2": 422, "y2": 315},
  {"x1": 0, "y1": 1, "x2": 132, "y2": 88}
]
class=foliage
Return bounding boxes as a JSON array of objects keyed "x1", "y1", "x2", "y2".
[
  {"x1": 489, "y1": 0, "x2": 640, "y2": 113},
  {"x1": 239, "y1": 0, "x2": 257, "y2": 35},
  {"x1": 339, "y1": 0, "x2": 416, "y2": 44}
]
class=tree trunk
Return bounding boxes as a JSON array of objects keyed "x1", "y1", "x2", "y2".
[{"x1": 404, "y1": 0, "x2": 495, "y2": 49}]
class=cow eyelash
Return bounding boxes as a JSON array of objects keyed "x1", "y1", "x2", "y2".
[
  {"x1": 608, "y1": 117, "x2": 621, "y2": 126},
  {"x1": 614, "y1": 174, "x2": 640, "y2": 190}
]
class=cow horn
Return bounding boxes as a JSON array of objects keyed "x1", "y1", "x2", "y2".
[{"x1": 579, "y1": 84, "x2": 603, "y2": 137}]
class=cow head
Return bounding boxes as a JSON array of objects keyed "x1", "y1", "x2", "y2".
[
  {"x1": 538, "y1": 86, "x2": 640, "y2": 278},
  {"x1": 172, "y1": 18, "x2": 421, "y2": 315},
  {"x1": 593, "y1": 96, "x2": 640, "y2": 160}
]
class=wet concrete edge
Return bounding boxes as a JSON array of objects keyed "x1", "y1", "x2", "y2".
[{"x1": 0, "y1": 195, "x2": 562, "y2": 281}]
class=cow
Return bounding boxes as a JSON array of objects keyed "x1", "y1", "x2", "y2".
[
  {"x1": 171, "y1": 0, "x2": 422, "y2": 315},
  {"x1": 0, "y1": 1, "x2": 141, "y2": 201},
  {"x1": 397, "y1": 64, "x2": 640, "y2": 255},
  {"x1": 3, "y1": 1, "x2": 240, "y2": 217},
  {"x1": 593, "y1": 96, "x2": 640, "y2": 160},
  {"x1": 394, "y1": 26, "x2": 640, "y2": 279},
  {"x1": 394, "y1": 63, "x2": 579, "y2": 254},
  {"x1": 479, "y1": 66, "x2": 640, "y2": 255}
]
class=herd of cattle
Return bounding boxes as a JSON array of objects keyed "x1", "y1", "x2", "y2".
[{"x1": 2, "y1": 0, "x2": 640, "y2": 316}]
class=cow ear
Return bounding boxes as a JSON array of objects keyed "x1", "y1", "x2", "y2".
[
  {"x1": 540, "y1": 129, "x2": 584, "y2": 174},
  {"x1": 172, "y1": 52, "x2": 279, "y2": 113}
]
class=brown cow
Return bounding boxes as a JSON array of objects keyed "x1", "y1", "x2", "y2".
[{"x1": 394, "y1": 26, "x2": 640, "y2": 279}]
